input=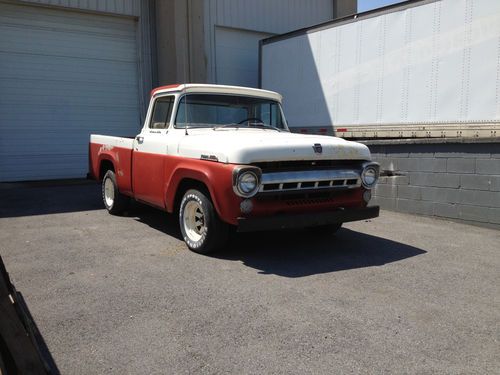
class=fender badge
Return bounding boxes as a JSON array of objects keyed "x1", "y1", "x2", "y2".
[
  {"x1": 313, "y1": 143, "x2": 323, "y2": 154},
  {"x1": 201, "y1": 154, "x2": 219, "y2": 162}
]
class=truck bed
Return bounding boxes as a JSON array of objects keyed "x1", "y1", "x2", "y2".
[
  {"x1": 90, "y1": 134, "x2": 135, "y2": 149},
  {"x1": 89, "y1": 134, "x2": 135, "y2": 194}
]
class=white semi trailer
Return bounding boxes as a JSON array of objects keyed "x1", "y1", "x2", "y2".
[{"x1": 260, "y1": 0, "x2": 500, "y2": 139}]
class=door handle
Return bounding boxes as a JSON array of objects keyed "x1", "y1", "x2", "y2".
[{"x1": 136, "y1": 136, "x2": 144, "y2": 144}]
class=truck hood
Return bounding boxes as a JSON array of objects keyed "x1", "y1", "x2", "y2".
[{"x1": 176, "y1": 128, "x2": 371, "y2": 164}]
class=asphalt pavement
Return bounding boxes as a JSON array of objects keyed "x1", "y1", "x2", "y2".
[{"x1": 0, "y1": 181, "x2": 499, "y2": 374}]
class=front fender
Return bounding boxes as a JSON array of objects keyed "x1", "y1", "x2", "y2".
[{"x1": 165, "y1": 160, "x2": 241, "y2": 225}]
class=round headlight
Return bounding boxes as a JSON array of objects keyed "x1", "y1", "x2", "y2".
[
  {"x1": 361, "y1": 166, "x2": 379, "y2": 188},
  {"x1": 238, "y1": 171, "x2": 258, "y2": 195}
]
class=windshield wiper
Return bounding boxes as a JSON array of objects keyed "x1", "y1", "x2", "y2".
[{"x1": 214, "y1": 123, "x2": 282, "y2": 132}]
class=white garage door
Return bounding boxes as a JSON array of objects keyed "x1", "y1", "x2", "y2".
[
  {"x1": 215, "y1": 27, "x2": 272, "y2": 88},
  {"x1": 0, "y1": 3, "x2": 141, "y2": 181}
]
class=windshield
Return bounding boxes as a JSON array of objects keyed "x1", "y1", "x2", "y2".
[{"x1": 174, "y1": 94, "x2": 287, "y2": 130}]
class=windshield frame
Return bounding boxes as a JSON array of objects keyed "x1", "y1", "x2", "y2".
[{"x1": 173, "y1": 93, "x2": 289, "y2": 131}]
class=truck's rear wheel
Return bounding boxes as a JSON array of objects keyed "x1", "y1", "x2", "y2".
[
  {"x1": 102, "y1": 170, "x2": 129, "y2": 215},
  {"x1": 179, "y1": 189, "x2": 228, "y2": 254}
]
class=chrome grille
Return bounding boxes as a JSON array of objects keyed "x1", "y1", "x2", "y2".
[
  {"x1": 253, "y1": 159, "x2": 362, "y2": 172},
  {"x1": 259, "y1": 169, "x2": 361, "y2": 193}
]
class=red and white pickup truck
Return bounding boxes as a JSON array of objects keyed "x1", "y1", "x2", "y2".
[{"x1": 89, "y1": 84, "x2": 380, "y2": 253}]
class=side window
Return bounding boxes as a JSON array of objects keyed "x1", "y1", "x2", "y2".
[{"x1": 149, "y1": 96, "x2": 174, "y2": 129}]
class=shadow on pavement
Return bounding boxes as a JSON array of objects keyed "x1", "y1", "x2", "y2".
[
  {"x1": 132, "y1": 206, "x2": 426, "y2": 277},
  {"x1": 128, "y1": 204, "x2": 184, "y2": 241},
  {"x1": 1, "y1": 182, "x2": 426, "y2": 278},
  {"x1": 213, "y1": 228, "x2": 427, "y2": 278},
  {"x1": 104, "y1": 202, "x2": 426, "y2": 277},
  {"x1": 0, "y1": 180, "x2": 102, "y2": 218}
]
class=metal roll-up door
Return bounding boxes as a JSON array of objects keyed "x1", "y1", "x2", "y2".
[
  {"x1": 215, "y1": 27, "x2": 272, "y2": 88},
  {"x1": 0, "y1": 2, "x2": 141, "y2": 181}
]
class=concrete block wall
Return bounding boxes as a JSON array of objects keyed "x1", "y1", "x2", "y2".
[{"x1": 365, "y1": 140, "x2": 500, "y2": 229}]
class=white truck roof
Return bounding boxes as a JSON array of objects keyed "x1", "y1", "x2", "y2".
[{"x1": 151, "y1": 83, "x2": 282, "y2": 102}]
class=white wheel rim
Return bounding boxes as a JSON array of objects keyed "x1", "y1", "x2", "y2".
[
  {"x1": 183, "y1": 200, "x2": 206, "y2": 242},
  {"x1": 104, "y1": 178, "x2": 115, "y2": 207}
]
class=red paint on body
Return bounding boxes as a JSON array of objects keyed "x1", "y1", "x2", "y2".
[
  {"x1": 90, "y1": 142, "x2": 366, "y2": 226},
  {"x1": 132, "y1": 150, "x2": 168, "y2": 207},
  {"x1": 248, "y1": 188, "x2": 365, "y2": 219},
  {"x1": 130, "y1": 151, "x2": 239, "y2": 219},
  {"x1": 90, "y1": 143, "x2": 240, "y2": 222},
  {"x1": 89, "y1": 143, "x2": 133, "y2": 195}
]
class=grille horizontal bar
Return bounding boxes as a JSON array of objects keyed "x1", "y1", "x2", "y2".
[{"x1": 259, "y1": 169, "x2": 361, "y2": 193}]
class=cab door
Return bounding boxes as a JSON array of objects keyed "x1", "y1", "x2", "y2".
[{"x1": 132, "y1": 96, "x2": 174, "y2": 208}]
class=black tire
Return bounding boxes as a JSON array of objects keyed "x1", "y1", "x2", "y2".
[
  {"x1": 307, "y1": 222, "x2": 342, "y2": 235},
  {"x1": 102, "y1": 170, "x2": 129, "y2": 215},
  {"x1": 179, "y1": 189, "x2": 228, "y2": 254}
]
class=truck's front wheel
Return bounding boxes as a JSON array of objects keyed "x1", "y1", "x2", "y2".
[
  {"x1": 179, "y1": 189, "x2": 228, "y2": 254},
  {"x1": 102, "y1": 170, "x2": 129, "y2": 215}
]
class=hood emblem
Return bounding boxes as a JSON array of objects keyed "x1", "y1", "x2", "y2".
[{"x1": 312, "y1": 143, "x2": 323, "y2": 154}]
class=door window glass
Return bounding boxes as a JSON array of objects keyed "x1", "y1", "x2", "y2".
[{"x1": 150, "y1": 96, "x2": 174, "y2": 129}]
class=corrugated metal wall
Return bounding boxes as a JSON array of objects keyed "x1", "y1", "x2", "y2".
[
  {"x1": 0, "y1": 0, "x2": 153, "y2": 181},
  {"x1": 15, "y1": 0, "x2": 153, "y2": 117},
  {"x1": 19, "y1": 0, "x2": 140, "y2": 16},
  {"x1": 0, "y1": 2, "x2": 141, "y2": 181}
]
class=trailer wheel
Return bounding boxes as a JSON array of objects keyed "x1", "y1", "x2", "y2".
[
  {"x1": 179, "y1": 189, "x2": 228, "y2": 254},
  {"x1": 102, "y1": 170, "x2": 129, "y2": 215}
]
